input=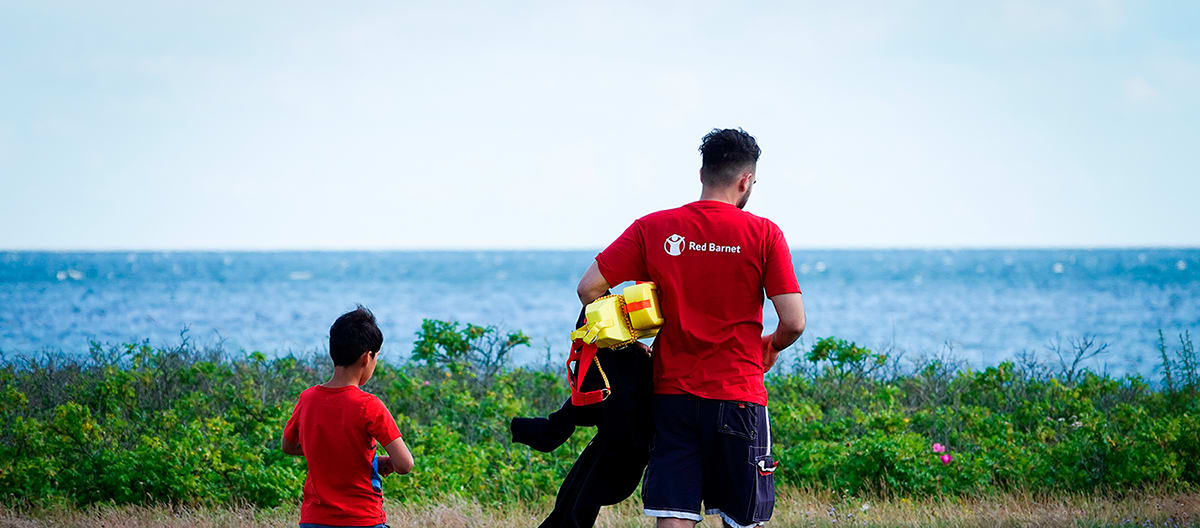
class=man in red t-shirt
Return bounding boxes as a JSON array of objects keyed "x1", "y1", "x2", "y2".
[
  {"x1": 282, "y1": 305, "x2": 415, "y2": 528},
  {"x1": 576, "y1": 128, "x2": 806, "y2": 528}
]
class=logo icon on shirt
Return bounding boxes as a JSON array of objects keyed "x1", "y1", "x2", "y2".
[{"x1": 664, "y1": 234, "x2": 685, "y2": 256}]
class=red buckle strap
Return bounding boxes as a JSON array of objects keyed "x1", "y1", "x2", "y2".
[{"x1": 566, "y1": 339, "x2": 610, "y2": 406}]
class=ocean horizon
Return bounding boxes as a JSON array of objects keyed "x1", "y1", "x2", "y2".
[{"x1": 2, "y1": 248, "x2": 1196, "y2": 376}]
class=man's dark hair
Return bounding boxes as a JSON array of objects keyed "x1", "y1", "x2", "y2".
[
  {"x1": 329, "y1": 305, "x2": 384, "y2": 367},
  {"x1": 699, "y1": 128, "x2": 761, "y2": 187}
]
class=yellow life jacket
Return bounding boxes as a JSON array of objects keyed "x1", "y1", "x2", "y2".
[
  {"x1": 566, "y1": 282, "x2": 664, "y2": 405},
  {"x1": 569, "y1": 282, "x2": 664, "y2": 348}
]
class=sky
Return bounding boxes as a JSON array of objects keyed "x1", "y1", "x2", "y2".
[{"x1": 1, "y1": 1, "x2": 1198, "y2": 250}]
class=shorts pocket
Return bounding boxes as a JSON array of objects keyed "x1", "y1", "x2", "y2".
[
  {"x1": 752, "y1": 454, "x2": 777, "y2": 522},
  {"x1": 716, "y1": 401, "x2": 758, "y2": 441}
]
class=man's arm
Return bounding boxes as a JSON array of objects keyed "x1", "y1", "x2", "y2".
[
  {"x1": 762, "y1": 292, "x2": 805, "y2": 372},
  {"x1": 576, "y1": 261, "x2": 611, "y2": 304},
  {"x1": 281, "y1": 436, "x2": 303, "y2": 456},
  {"x1": 378, "y1": 437, "x2": 415, "y2": 476}
]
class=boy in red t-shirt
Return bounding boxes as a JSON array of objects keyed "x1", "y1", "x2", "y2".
[{"x1": 282, "y1": 305, "x2": 414, "y2": 528}]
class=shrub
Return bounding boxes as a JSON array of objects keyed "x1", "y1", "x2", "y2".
[{"x1": 0, "y1": 324, "x2": 1196, "y2": 507}]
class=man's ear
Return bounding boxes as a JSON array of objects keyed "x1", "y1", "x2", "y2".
[{"x1": 738, "y1": 171, "x2": 754, "y2": 192}]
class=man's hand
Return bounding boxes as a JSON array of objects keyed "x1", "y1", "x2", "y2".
[
  {"x1": 378, "y1": 455, "x2": 394, "y2": 476},
  {"x1": 762, "y1": 333, "x2": 781, "y2": 373}
]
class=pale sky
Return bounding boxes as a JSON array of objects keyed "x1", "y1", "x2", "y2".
[{"x1": 2, "y1": 1, "x2": 1198, "y2": 250}]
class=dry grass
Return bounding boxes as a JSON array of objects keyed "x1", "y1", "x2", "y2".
[{"x1": 2, "y1": 490, "x2": 1198, "y2": 527}]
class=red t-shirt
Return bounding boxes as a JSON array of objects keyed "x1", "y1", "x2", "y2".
[
  {"x1": 596, "y1": 200, "x2": 801, "y2": 405},
  {"x1": 283, "y1": 385, "x2": 403, "y2": 526}
]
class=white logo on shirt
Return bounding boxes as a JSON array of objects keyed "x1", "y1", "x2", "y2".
[{"x1": 664, "y1": 234, "x2": 685, "y2": 256}]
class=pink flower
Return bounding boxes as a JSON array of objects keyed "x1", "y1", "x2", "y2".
[
  {"x1": 423, "y1": 380, "x2": 430, "y2": 386},
  {"x1": 940, "y1": 454, "x2": 953, "y2": 465},
  {"x1": 932, "y1": 443, "x2": 946, "y2": 453}
]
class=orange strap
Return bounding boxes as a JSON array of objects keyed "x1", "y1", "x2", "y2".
[{"x1": 623, "y1": 299, "x2": 652, "y2": 313}]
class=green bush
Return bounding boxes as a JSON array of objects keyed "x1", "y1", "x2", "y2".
[
  {"x1": 767, "y1": 334, "x2": 1200, "y2": 495},
  {"x1": 0, "y1": 324, "x2": 1196, "y2": 508}
]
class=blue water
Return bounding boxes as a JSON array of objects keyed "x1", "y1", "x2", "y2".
[{"x1": 0, "y1": 250, "x2": 1196, "y2": 375}]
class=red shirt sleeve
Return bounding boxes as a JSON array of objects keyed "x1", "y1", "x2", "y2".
[
  {"x1": 596, "y1": 220, "x2": 649, "y2": 285},
  {"x1": 363, "y1": 396, "x2": 402, "y2": 446},
  {"x1": 763, "y1": 221, "x2": 801, "y2": 297},
  {"x1": 283, "y1": 397, "x2": 302, "y2": 443}
]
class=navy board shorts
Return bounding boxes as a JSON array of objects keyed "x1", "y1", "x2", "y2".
[{"x1": 642, "y1": 393, "x2": 777, "y2": 528}]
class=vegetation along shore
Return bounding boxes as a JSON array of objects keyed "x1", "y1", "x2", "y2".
[{"x1": 0, "y1": 321, "x2": 1196, "y2": 526}]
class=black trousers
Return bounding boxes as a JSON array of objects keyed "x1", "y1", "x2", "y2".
[{"x1": 511, "y1": 344, "x2": 654, "y2": 528}]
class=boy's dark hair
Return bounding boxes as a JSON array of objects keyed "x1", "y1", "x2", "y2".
[
  {"x1": 699, "y1": 128, "x2": 761, "y2": 187},
  {"x1": 329, "y1": 305, "x2": 384, "y2": 367}
]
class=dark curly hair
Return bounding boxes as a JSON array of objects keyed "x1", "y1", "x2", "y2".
[
  {"x1": 699, "y1": 128, "x2": 761, "y2": 187},
  {"x1": 329, "y1": 304, "x2": 384, "y2": 367}
]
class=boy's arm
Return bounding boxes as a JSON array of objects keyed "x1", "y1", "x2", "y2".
[
  {"x1": 282, "y1": 397, "x2": 304, "y2": 455},
  {"x1": 365, "y1": 396, "x2": 412, "y2": 476},
  {"x1": 378, "y1": 437, "x2": 414, "y2": 475},
  {"x1": 281, "y1": 436, "x2": 304, "y2": 456}
]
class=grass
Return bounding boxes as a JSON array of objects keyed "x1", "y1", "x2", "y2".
[
  {"x1": 3, "y1": 328, "x2": 1198, "y2": 525},
  {"x1": 3, "y1": 490, "x2": 1198, "y2": 528}
]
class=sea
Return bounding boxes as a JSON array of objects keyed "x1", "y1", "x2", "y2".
[{"x1": 1, "y1": 249, "x2": 1196, "y2": 376}]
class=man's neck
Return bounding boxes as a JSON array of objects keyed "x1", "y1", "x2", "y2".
[{"x1": 698, "y1": 187, "x2": 739, "y2": 206}]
